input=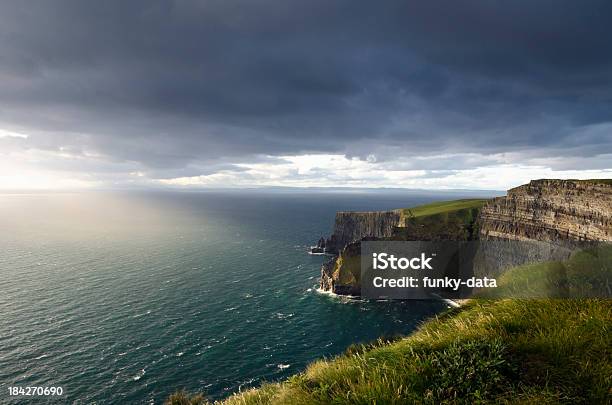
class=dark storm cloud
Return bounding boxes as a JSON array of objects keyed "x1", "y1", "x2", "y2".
[{"x1": 0, "y1": 0, "x2": 611, "y2": 176}]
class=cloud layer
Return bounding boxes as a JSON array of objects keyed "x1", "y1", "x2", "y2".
[{"x1": 1, "y1": 1, "x2": 611, "y2": 189}]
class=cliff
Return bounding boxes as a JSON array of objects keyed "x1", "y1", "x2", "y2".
[
  {"x1": 318, "y1": 180, "x2": 612, "y2": 295},
  {"x1": 319, "y1": 200, "x2": 486, "y2": 295},
  {"x1": 313, "y1": 210, "x2": 402, "y2": 254},
  {"x1": 473, "y1": 179, "x2": 612, "y2": 276},
  {"x1": 320, "y1": 240, "x2": 362, "y2": 296},
  {"x1": 479, "y1": 179, "x2": 612, "y2": 242},
  {"x1": 317, "y1": 210, "x2": 401, "y2": 295}
]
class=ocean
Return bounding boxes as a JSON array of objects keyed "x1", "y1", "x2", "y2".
[{"x1": 0, "y1": 189, "x2": 494, "y2": 403}]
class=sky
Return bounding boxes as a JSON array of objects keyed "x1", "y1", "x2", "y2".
[{"x1": 0, "y1": 0, "x2": 611, "y2": 191}]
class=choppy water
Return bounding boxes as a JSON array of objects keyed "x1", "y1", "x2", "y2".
[{"x1": 0, "y1": 190, "x2": 494, "y2": 403}]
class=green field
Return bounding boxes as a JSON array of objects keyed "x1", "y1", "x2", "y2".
[
  {"x1": 394, "y1": 199, "x2": 487, "y2": 241},
  {"x1": 402, "y1": 199, "x2": 488, "y2": 219}
]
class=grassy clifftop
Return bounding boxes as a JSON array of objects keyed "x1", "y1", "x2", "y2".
[
  {"x1": 396, "y1": 199, "x2": 486, "y2": 241},
  {"x1": 401, "y1": 199, "x2": 488, "y2": 219}
]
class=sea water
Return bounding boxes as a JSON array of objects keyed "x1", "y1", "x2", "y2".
[{"x1": 0, "y1": 190, "x2": 493, "y2": 403}]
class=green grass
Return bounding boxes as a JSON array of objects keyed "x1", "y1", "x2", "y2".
[
  {"x1": 402, "y1": 199, "x2": 488, "y2": 219},
  {"x1": 168, "y1": 247, "x2": 612, "y2": 405},
  {"x1": 481, "y1": 245, "x2": 612, "y2": 299},
  {"x1": 395, "y1": 199, "x2": 486, "y2": 241}
]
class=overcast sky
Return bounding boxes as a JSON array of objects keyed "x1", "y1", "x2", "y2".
[{"x1": 0, "y1": 0, "x2": 611, "y2": 190}]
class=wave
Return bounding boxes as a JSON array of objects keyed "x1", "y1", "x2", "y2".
[
  {"x1": 314, "y1": 287, "x2": 368, "y2": 305},
  {"x1": 307, "y1": 251, "x2": 335, "y2": 256},
  {"x1": 131, "y1": 368, "x2": 146, "y2": 381}
]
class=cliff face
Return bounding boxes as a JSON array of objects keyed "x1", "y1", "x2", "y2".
[
  {"x1": 325, "y1": 210, "x2": 402, "y2": 253},
  {"x1": 320, "y1": 241, "x2": 363, "y2": 296},
  {"x1": 479, "y1": 179, "x2": 612, "y2": 242},
  {"x1": 318, "y1": 179, "x2": 612, "y2": 295},
  {"x1": 318, "y1": 206, "x2": 480, "y2": 295},
  {"x1": 318, "y1": 211, "x2": 401, "y2": 295},
  {"x1": 473, "y1": 180, "x2": 612, "y2": 276}
]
